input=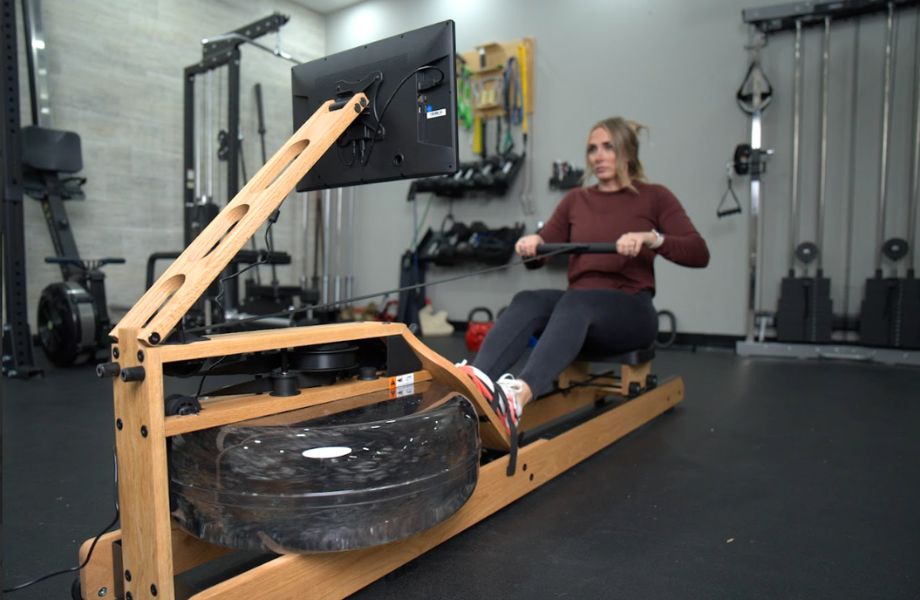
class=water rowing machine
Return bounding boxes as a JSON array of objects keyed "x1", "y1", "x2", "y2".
[{"x1": 74, "y1": 43, "x2": 681, "y2": 600}]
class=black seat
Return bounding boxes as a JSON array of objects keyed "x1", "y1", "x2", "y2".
[
  {"x1": 21, "y1": 126, "x2": 83, "y2": 173},
  {"x1": 575, "y1": 347, "x2": 655, "y2": 366}
]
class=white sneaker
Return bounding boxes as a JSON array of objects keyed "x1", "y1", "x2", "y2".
[{"x1": 496, "y1": 374, "x2": 525, "y2": 422}]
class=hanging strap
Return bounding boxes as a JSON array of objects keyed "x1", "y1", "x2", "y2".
[{"x1": 491, "y1": 383, "x2": 519, "y2": 476}]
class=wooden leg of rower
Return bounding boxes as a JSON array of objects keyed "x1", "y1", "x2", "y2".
[
  {"x1": 558, "y1": 361, "x2": 589, "y2": 389},
  {"x1": 79, "y1": 527, "x2": 233, "y2": 599},
  {"x1": 79, "y1": 530, "x2": 122, "y2": 600},
  {"x1": 112, "y1": 330, "x2": 176, "y2": 600},
  {"x1": 621, "y1": 361, "x2": 652, "y2": 396}
]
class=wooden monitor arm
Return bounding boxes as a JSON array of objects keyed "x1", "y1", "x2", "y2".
[{"x1": 112, "y1": 94, "x2": 369, "y2": 347}]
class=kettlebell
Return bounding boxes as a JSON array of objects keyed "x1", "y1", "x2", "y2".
[{"x1": 465, "y1": 307, "x2": 494, "y2": 352}]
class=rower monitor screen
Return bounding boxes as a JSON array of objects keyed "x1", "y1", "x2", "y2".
[{"x1": 292, "y1": 20, "x2": 458, "y2": 191}]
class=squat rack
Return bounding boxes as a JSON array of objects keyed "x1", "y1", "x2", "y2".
[{"x1": 1, "y1": 0, "x2": 41, "y2": 378}]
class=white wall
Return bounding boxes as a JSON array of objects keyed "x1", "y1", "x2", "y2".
[{"x1": 326, "y1": 0, "x2": 920, "y2": 336}]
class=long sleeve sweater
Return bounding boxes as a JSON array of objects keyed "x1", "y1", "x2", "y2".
[{"x1": 539, "y1": 182, "x2": 710, "y2": 295}]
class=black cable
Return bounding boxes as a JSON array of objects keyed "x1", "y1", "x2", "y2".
[
  {"x1": 348, "y1": 65, "x2": 444, "y2": 167},
  {"x1": 377, "y1": 66, "x2": 444, "y2": 126},
  {"x1": 3, "y1": 450, "x2": 121, "y2": 594},
  {"x1": 196, "y1": 354, "x2": 230, "y2": 400},
  {"x1": 535, "y1": 369, "x2": 619, "y2": 401},
  {"x1": 181, "y1": 247, "x2": 573, "y2": 337},
  {"x1": 213, "y1": 212, "x2": 280, "y2": 312},
  {"x1": 2, "y1": 509, "x2": 120, "y2": 593},
  {"x1": 265, "y1": 211, "x2": 279, "y2": 289}
]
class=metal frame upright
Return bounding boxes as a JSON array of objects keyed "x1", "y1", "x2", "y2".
[
  {"x1": 182, "y1": 13, "x2": 292, "y2": 310},
  {"x1": 1, "y1": 0, "x2": 41, "y2": 378}
]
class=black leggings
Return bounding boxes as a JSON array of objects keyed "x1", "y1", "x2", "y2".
[{"x1": 472, "y1": 289, "x2": 658, "y2": 396}]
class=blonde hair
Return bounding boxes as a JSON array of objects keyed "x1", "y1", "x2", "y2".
[{"x1": 584, "y1": 117, "x2": 647, "y2": 190}]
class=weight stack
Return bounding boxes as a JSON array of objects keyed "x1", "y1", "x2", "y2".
[
  {"x1": 775, "y1": 272, "x2": 834, "y2": 343},
  {"x1": 859, "y1": 273, "x2": 920, "y2": 348}
]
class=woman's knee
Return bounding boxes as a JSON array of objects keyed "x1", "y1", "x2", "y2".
[
  {"x1": 510, "y1": 289, "x2": 541, "y2": 305},
  {"x1": 508, "y1": 289, "x2": 556, "y2": 313},
  {"x1": 553, "y1": 291, "x2": 596, "y2": 316}
]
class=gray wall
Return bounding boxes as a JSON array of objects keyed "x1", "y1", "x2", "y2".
[
  {"x1": 17, "y1": 0, "x2": 326, "y2": 328},
  {"x1": 17, "y1": 0, "x2": 920, "y2": 339},
  {"x1": 326, "y1": 0, "x2": 920, "y2": 337}
]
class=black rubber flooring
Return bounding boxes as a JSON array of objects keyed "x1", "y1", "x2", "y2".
[{"x1": 3, "y1": 337, "x2": 919, "y2": 599}]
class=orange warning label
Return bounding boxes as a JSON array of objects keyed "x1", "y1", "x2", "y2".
[{"x1": 387, "y1": 373, "x2": 415, "y2": 398}]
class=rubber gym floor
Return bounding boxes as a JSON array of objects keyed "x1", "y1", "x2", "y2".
[{"x1": 3, "y1": 335, "x2": 919, "y2": 599}]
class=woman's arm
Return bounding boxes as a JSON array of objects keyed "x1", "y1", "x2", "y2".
[
  {"x1": 654, "y1": 187, "x2": 710, "y2": 268},
  {"x1": 537, "y1": 191, "x2": 576, "y2": 244}
]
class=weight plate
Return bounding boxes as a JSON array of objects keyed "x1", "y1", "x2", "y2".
[
  {"x1": 882, "y1": 237, "x2": 909, "y2": 262},
  {"x1": 795, "y1": 242, "x2": 819, "y2": 264}
]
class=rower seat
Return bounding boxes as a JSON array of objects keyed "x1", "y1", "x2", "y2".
[{"x1": 559, "y1": 346, "x2": 657, "y2": 398}]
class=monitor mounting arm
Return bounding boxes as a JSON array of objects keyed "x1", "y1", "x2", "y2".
[
  {"x1": 112, "y1": 94, "x2": 369, "y2": 346},
  {"x1": 332, "y1": 71, "x2": 382, "y2": 105},
  {"x1": 330, "y1": 72, "x2": 384, "y2": 161}
]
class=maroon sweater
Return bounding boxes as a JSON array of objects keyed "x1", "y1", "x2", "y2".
[{"x1": 540, "y1": 182, "x2": 710, "y2": 294}]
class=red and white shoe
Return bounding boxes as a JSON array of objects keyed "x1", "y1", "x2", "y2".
[
  {"x1": 454, "y1": 360, "x2": 495, "y2": 400},
  {"x1": 455, "y1": 361, "x2": 518, "y2": 435},
  {"x1": 496, "y1": 374, "x2": 524, "y2": 425}
]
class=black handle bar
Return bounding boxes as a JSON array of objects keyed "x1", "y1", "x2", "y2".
[
  {"x1": 146, "y1": 252, "x2": 182, "y2": 289},
  {"x1": 535, "y1": 243, "x2": 618, "y2": 255},
  {"x1": 45, "y1": 256, "x2": 126, "y2": 268},
  {"x1": 717, "y1": 207, "x2": 743, "y2": 218}
]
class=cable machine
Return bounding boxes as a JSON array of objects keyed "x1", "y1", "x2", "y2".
[
  {"x1": 174, "y1": 14, "x2": 326, "y2": 329},
  {"x1": 775, "y1": 17, "x2": 834, "y2": 343},
  {"x1": 859, "y1": 3, "x2": 920, "y2": 348},
  {"x1": 736, "y1": 0, "x2": 920, "y2": 365}
]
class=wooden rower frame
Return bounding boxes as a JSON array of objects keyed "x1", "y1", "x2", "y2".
[{"x1": 78, "y1": 94, "x2": 684, "y2": 600}]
